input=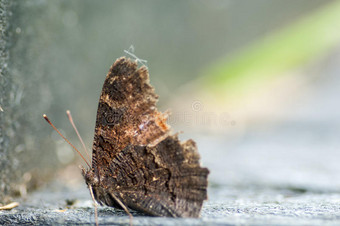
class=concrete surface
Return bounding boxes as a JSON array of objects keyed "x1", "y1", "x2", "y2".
[{"x1": 1, "y1": 181, "x2": 340, "y2": 225}]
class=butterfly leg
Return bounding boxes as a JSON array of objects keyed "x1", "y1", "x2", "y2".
[
  {"x1": 110, "y1": 193, "x2": 133, "y2": 226},
  {"x1": 89, "y1": 185, "x2": 99, "y2": 226}
]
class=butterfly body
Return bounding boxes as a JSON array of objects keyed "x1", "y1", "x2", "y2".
[{"x1": 84, "y1": 57, "x2": 209, "y2": 217}]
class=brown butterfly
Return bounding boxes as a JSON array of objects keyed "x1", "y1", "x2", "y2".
[{"x1": 45, "y1": 57, "x2": 209, "y2": 221}]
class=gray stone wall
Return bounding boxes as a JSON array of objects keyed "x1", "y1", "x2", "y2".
[
  {"x1": 0, "y1": 1, "x2": 60, "y2": 202},
  {"x1": 0, "y1": 0, "x2": 12, "y2": 202}
]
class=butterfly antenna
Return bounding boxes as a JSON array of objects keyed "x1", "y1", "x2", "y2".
[
  {"x1": 43, "y1": 114, "x2": 91, "y2": 168},
  {"x1": 66, "y1": 110, "x2": 91, "y2": 163}
]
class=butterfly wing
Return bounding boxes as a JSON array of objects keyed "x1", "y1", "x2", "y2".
[
  {"x1": 88, "y1": 57, "x2": 209, "y2": 217},
  {"x1": 94, "y1": 135, "x2": 208, "y2": 217}
]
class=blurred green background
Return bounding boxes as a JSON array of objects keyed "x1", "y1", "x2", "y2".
[
  {"x1": 29, "y1": 0, "x2": 334, "y2": 138},
  {"x1": 6, "y1": 0, "x2": 340, "y2": 190}
]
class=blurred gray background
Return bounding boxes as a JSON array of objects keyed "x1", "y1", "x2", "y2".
[{"x1": 33, "y1": 0, "x2": 330, "y2": 136}]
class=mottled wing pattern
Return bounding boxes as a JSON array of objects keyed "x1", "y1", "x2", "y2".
[
  {"x1": 91, "y1": 58, "x2": 169, "y2": 175},
  {"x1": 88, "y1": 57, "x2": 209, "y2": 218}
]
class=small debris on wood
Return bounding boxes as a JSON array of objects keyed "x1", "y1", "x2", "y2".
[
  {"x1": 0, "y1": 202, "x2": 19, "y2": 210},
  {"x1": 53, "y1": 209, "x2": 67, "y2": 213}
]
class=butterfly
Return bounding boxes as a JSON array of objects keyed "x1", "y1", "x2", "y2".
[{"x1": 45, "y1": 57, "x2": 209, "y2": 221}]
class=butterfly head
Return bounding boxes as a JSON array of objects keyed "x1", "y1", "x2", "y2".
[{"x1": 81, "y1": 166, "x2": 99, "y2": 187}]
